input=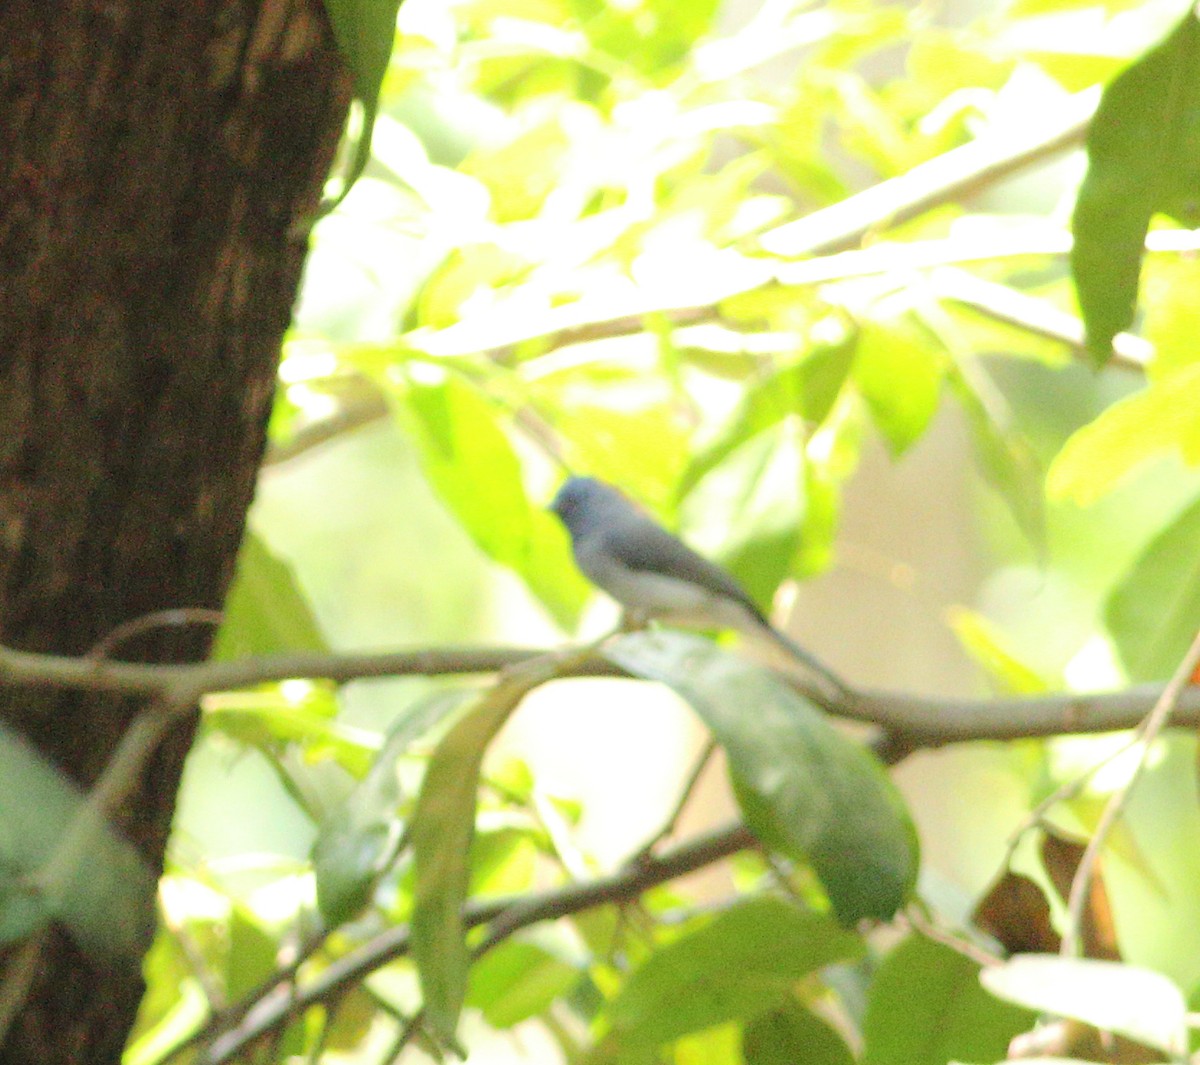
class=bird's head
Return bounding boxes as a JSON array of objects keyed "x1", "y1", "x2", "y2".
[{"x1": 550, "y1": 476, "x2": 626, "y2": 537}]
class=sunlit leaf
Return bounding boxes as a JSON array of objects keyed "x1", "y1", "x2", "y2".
[
  {"x1": 410, "y1": 656, "x2": 565, "y2": 1048},
  {"x1": 680, "y1": 426, "x2": 805, "y2": 609},
  {"x1": 466, "y1": 932, "x2": 582, "y2": 1028},
  {"x1": 458, "y1": 111, "x2": 576, "y2": 222},
  {"x1": 1141, "y1": 255, "x2": 1200, "y2": 379},
  {"x1": 204, "y1": 686, "x2": 376, "y2": 777},
  {"x1": 1047, "y1": 363, "x2": 1200, "y2": 505},
  {"x1": 1071, "y1": 9, "x2": 1200, "y2": 362},
  {"x1": 398, "y1": 369, "x2": 589, "y2": 627},
  {"x1": 604, "y1": 633, "x2": 918, "y2": 923},
  {"x1": 213, "y1": 531, "x2": 327, "y2": 660},
  {"x1": 680, "y1": 340, "x2": 856, "y2": 497},
  {"x1": 946, "y1": 606, "x2": 1052, "y2": 693},
  {"x1": 854, "y1": 316, "x2": 945, "y2": 456},
  {"x1": 864, "y1": 935, "x2": 1035, "y2": 1065},
  {"x1": 313, "y1": 689, "x2": 470, "y2": 926},
  {"x1": 226, "y1": 906, "x2": 280, "y2": 1001},
  {"x1": 594, "y1": 897, "x2": 862, "y2": 1056},
  {"x1": 980, "y1": 955, "x2": 1187, "y2": 1056},
  {"x1": 1105, "y1": 492, "x2": 1200, "y2": 681}
]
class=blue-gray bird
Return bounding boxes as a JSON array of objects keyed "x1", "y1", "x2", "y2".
[{"x1": 550, "y1": 476, "x2": 848, "y2": 699}]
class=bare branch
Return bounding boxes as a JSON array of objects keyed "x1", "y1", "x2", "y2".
[
  {"x1": 1060, "y1": 626, "x2": 1200, "y2": 957},
  {"x1": 2, "y1": 640, "x2": 1199, "y2": 746}
]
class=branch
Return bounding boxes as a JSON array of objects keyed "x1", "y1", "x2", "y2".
[
  {"x1": 928, "y1": 267, "x2": 1153, "y2": 372},
  {"x1": 189, "y1": 822, "x2": 758, "y2": 1064},
  {"x1": 3, "y1": 640, "x2": 1200, "y2": 746},
  {"x1": 1061, "y1": 625, "x2": 1200, "y2": 956},
  {"x1": 759, "y1": 89, "x2": 1098, "y2": 258}
]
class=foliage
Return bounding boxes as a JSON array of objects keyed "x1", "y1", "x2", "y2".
[{"x1": 86, "y1": 0, "x2": 1200, "y2": 1062}]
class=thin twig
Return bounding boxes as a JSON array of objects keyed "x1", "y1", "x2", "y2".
[
  {"x1": 635, "y1": 738, "x2": 719, "y2": 860},
  {"x1": 186, "y1": 821, "x2": 757, "y2": 1064},
  {"x1": 903, "y1": 903, "x2": 1000, "y2": 969},
  {"x1": 159, "y1": 894, "x2": 227, "y2": 1012},
  {"x1": 1060, "y1": 628, "x2": 1200, "y2": 957},
  {"x1": 87, "y1": 608, "x2": 223, "y2": 662},
  {"x1": 928, "y1": 267, "x2": 1152, "y2": 372}
]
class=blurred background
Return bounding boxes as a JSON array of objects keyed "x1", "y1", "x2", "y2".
[{"x1": 149, "y1": 0, "x2": 1200, "y2": 1057}]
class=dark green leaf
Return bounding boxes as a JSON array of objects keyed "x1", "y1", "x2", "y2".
[
  {"x1": 320, "y1": 0, "x2": 403, "y2": 202},
  {"x1": 1072, "y1": 9, "x2": 1200, "y2": 362},
  {"x1": 1106, "y1": 492, "x2": 1200, "y2": 681},
  {"x1": 743, "y1": 1000, "x2": 856, "y2": 1065},
  {"x1": 597, "y1": 897, "x2": 862, "y2": 1054},
  {"x1": 0, "y1": 725, "x2": 157, "y2": 962},
  {"x1": 863, "y1": 935, "x2": 1035, "y2": 1065},
  {"x1": 213, "y1": 531, "x2": 326, "y2": 660},
  {"x1": 604, "y1": 633, "x2": 918, "y2": 923},
  {"x1": 399, "y1": 371, "x2": 589, "y2": 628},
  {"x1": 410, "y1": 656, "x2": 564, "y2": 1049},
  {"x1": 313, "y1": 689, "x2": 470, "y2": 926}
]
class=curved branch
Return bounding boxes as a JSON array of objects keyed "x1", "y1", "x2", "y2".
[{"x1": 187, "y1": 822, "x2": 758, "y2": 1064}]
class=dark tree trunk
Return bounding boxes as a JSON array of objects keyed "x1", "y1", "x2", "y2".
[{"x1": 0, "y1": 1, "x2": 352, "y2": 1060}]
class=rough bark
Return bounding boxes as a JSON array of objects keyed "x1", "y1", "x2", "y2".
[{"x1": 0, "y1": 1, "x2": 353, "y2": 1060}]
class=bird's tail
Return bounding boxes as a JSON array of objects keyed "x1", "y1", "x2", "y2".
[{"x1": 762, "y1": 623, "x2": 852, "y2": 703}]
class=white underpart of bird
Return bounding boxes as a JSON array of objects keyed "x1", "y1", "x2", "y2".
[{"x1": 550, "y1": 475, "x2": 849, "y2": 701}]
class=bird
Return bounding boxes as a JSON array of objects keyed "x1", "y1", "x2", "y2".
[{"x1": 550, "y1": 475, "x2": 849, "y2": 700}]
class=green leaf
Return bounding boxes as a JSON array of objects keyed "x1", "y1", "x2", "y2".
[
  {"x1": 680, "y1": 426, "x2": 805, "y2": 610},
  {"x1": 863, "y1": 935, "x2": 1035, "y2": 1065},
  {"x1": 604, "y1": 633, "x2": 918, "y2": 923},
  {"x1": 466, "y1": 933, "x2": 582, "y2": 1028},
  {"x1": 945, "y1": 606, "x2": 1052, "y2": 694},
  {"x1": 313, "y1": 689, "x2": 470, "y2": 927},
  {"x1": 743, "y1": 1000, "x2": 856, "y2": 1065},
  {"x1": 947, "y1": 362, "x2": 1044, "y2": 546},
  {"x1": 596, "y1": 898, "x2": 862, "y2": 1054},
  {"x1": 226, "y1": 906, "x2": 281, "y2": 1001},
  {"x1": 1106, "y1": 493, "x2": 1200, "y2": 681},
  {"x1": 980, "y1": 955, "x2": 1187, "y2": 1056},
  {"x1": 204, "y1": 685, "x2": 376, "y2": 777},
  {"x1": 213, "y1": 531, "x2": 327, "y2": 660},
  {"x1": 320, "y1": 0, "x2": 403, "y2": 203},
  {"x1": 398, "y1": 369, "x2": 589, "y2": 628},
  {"x1": 1071, "y1": 9, "x2": 1200, "y2": 362},
  {"x1": 0, "y1": 725, "x2": 157, "y2": 962},
  {"x1": 410, "y1": 656, "x2": 565, "y2": 1049},
  {"x1": 854, "y1": 316, "x2": 945, "y2": 457},
  {"x1": 680, "y1": 340, "x2": 857, "y2": 497},
  {"x1": 1046, "y1": 363, "x2": 1200, "y2": 505}
]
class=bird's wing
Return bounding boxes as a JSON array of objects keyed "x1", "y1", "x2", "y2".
[{"x1": 600, "y1": 513, "x2": 768, "y2": 623}]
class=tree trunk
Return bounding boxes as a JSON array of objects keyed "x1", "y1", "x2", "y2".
[{"x1": 0, "y1": 2, "x2": 352, "y2": 1060}]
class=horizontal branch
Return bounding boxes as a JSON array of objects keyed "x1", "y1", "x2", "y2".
[
  {"x1": 193, "y1": 821, "x2": 758, "y2": 1064},
  {"x1": 2, "y1": 640, "x2": 1196, "y2": 747}
]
